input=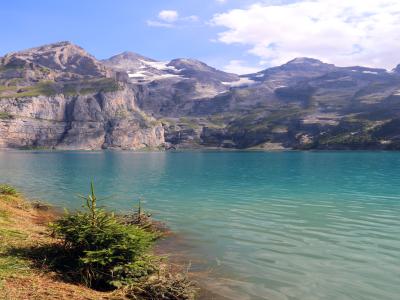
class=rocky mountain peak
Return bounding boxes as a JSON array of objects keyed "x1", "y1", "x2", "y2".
[
  {"x1": 393, "y1": 64, "x2": 400, "y2": 73},
  {"x1": 1, "y1": 41, "x2": 108, "y2": 77},
  {"x1": 168, "y1": 58, "x2": 239, "y2": 82},
  {"x1": 287, "y1": 57, "x2": 325, "y2": 65},
  {"x1": 274, "y1": 57, "x2": 336, "y2": 74},
  {"x1": 168, "y1": 58, "x2": 209, "y2": 70},
  {"x1": 106, "y1": 51, "x2": 156, "y2": 64},
  {"x1": 102, "y1": 52, "x2": 162, "y2": 76}
]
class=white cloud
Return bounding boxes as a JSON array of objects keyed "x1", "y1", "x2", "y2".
[
  {"x1": 147, "y1": 10, "x2": 199, "y2": 28},
  {"x1": 212, "y1": 0, "x2": 400, "y2": 69},
  {"x1": 216, "y1": 0, "x2": 228, "y2": 3},
  {"x1": 223, "y1": 60, "x2": 262, "y2": 74},
  {"x1": 158, "y1": 10, "x2": 179, "y2": 22}
]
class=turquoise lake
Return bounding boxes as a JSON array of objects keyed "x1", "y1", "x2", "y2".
[{"x1": 0, "y1": 151, "x2": 399, "y2": 300}]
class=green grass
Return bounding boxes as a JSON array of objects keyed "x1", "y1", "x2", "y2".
[
  {"x1": 0, "y1": 185, "x2": 18, "y2": 196},
  {"x1": 114, "y1": 109, "x2": 128, "y2": 119},
  {"x1": 0, "y1": 112, "x2": 13, "y2": 120},
  {"x1": 38, "y1": 67, "x2": 51, "y2": 75},
  {"x1": 0, "y1": 210, "x2": 10, "y2": 222},
  {"x1": 207, "y1": 115, "x2": 227, "y2": 128},
  {"x1": 0, "y1": 77, "x2": 120, "y2": 99},
  {"x1": 319, "y1": 132, "x2": 376, "y2": 146},
  {"x1": 0, "y1": 228, "x2": 27, "y2": 240},
  {"x1": 0, "y1": 65, "x2": 24, "y2": 72},
  {"x1": 0, "y1": 227, "x2": 31, "y2": 285},
  {"x1": 61, "y1": 84, "x2": 78, "y2": 96},
  {"x1": 0, "y1": 81, "x2": 57, "y2": 99},
  {"x1": 0, "y1": 249, "x2": 31, "y2": 281},
  {"x1": 80, "y1": 79, "x2": 120, "y2": 94},
  {"x1": 228, "y1": 107, "x2": 306, "y2": 133},
  {"x1": 178, "y1": 117, "x2": 199, "y2": 129},
  {"x1": 0, "y1": 86, "x2": 18, "y2": 92},
  {"x1": 0, "y1": 209, "x2": 30, "y2": 282},
  {"x1": 62, "y1": 78, "x2": 121, "y2": 96}
]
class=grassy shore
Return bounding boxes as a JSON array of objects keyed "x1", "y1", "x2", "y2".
[{"x1": 0, "y1": 185, "x2": 196, "y2": 300}]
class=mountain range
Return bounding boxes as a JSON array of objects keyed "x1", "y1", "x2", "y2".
[{"x1": 1, "y1": 41, "x2": 400, "y2": 150}]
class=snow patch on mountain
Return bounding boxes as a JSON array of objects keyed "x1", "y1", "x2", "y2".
[
  {"x1": 223, "y1": 77, "x2": 256, "y2": 88},
  {"x1": 139, "y1": 60, "x2": 179, "y2": 72},
  {"x1": 362, "y1": 71, "x2": 379, "y2": 75}
]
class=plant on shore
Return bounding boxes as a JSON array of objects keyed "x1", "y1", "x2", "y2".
[
  {"x1": 121, "y1": 198, "x2": 165, "y2": 232},
  {"x1": 0, "y1": 184, "x2": 17, "y2": 196},
  {"x1": 128, "y1": 272, "x2": 197, "y2": 300},
  {"x1": 50, "y1": 182, "x2": 158, "y2": 289}
]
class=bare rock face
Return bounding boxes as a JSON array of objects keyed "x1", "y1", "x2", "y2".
[
  {"x1": 0, "y1": 88, "x2": 165, "y2": 150},
  {"x1": 0, "y1": 118, "x2": 67, "y2": 149},
  {"x1": 104, "y1": 120, "x2": 164, "y2": 150},
  {"x1": 56, "y1": 88, "x2": 165, "y2": 150},
  {"x1": 1, "y1": 41, "x2": 109, "y2": 78}
]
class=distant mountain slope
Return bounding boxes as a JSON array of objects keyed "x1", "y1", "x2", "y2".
[
  {"x1": 1, "y1": 41, "x2": 400, "y2": 150},
  {"x1": 102, "y1": 53, "x2": 241, "y2": 116}
]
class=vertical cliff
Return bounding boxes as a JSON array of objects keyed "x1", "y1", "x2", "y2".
[{"x1": 0, "y1": 88, "x2": 165, "y2": 150}]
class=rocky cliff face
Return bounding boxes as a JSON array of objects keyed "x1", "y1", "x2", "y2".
[
  {"x1": 0, "y1": 88, "x2": 165, "y2": 150},
  {"x1": 0, "y1": 43, "x2": 164, "y2": 150}
]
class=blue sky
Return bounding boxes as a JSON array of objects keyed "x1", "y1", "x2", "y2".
[
  {"x1": 0, "y1": 0, "x2": 261, "y2": 72},
  {"x1": 1, "y1": 0, "x2": 399, "y2": 74}
]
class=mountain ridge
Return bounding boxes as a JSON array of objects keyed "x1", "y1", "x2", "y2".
[{"x1": 1, "y1": 41, "x2": 400, "y2": 150}]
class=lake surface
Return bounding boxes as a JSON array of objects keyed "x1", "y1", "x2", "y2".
[{"x1": 1, "y1": 151, "x2": 400, "y2": 300}]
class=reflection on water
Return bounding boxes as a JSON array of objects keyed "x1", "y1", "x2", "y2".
[{"x1": 1, "y1": 150, "x2": 400, "y2": 300}]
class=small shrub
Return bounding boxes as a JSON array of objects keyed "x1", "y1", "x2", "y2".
[
  {"x1": 121, "y1": 199, "x2": 168, "y2": 233},
  {"x1": 50, "y1": 182, "x2": 158, "y2": 290},
  {"x1": 127, "y1": 272, "x2": 198, "y2": 300},
  {"x1": 0, "y1": 184, "x2": 17, "y2": 196}
]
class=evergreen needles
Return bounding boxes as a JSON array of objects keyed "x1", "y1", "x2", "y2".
[{"x1": 50, "y1": 182, "x2": 158, "y2": 289}]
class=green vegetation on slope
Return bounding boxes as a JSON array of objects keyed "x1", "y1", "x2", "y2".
[
  {"x1": 0, "y1": 78, "x2": 121, "y2": 99},
  {"x1": 0, "y1": 81, "x2": 57, "y2": 99},
  {"x1": 62, "y1": 78, "x2": 121, "y2": 96},
  {"x1": 0, "y1": 112, "x2": 13, "y2": 120},
  {"x1": 0, "y1": 184, "x2": 18, "y2": 196}
]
